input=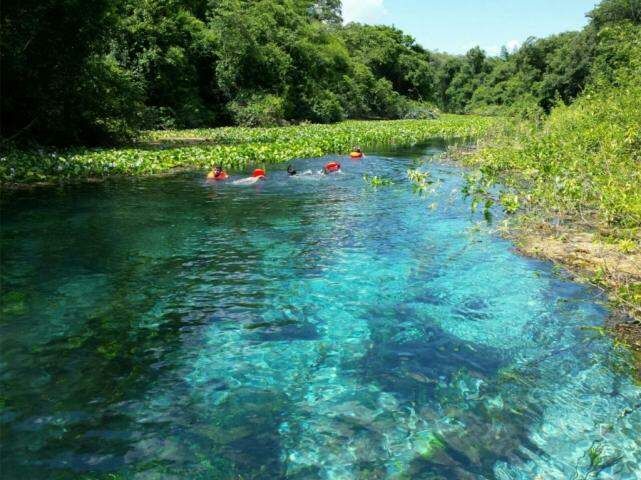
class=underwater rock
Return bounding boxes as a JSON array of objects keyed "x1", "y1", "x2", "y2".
[
  {"x1": 330, "y1": 400, "x2": 380, "y2": 426},
  {"x1": 452, "y1": 297, "x2": 490, "y2": 321},
  {"x1": 253, "y1": 320, "x2": 319, "y2": 342},
  {"x1": 357, "y1": 323, "x2": 504, "y2": 402},
  {"x1": 199, "y1": 387, "x2": 289, "y2": 478}
]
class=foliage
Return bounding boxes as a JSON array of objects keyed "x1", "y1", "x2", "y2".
[
  {"x1": 228, "y1": 93, "x2": 286, "y2": 127},
  {"x1": 0, "y1": 116, "x2": 498, "y2": 184},
  {"x1": 407, "y1": 169, "x2": 436, "y2": 195},
  {"x1": 3, "y1": 0, "x2": 443, "y2": 146},
  {"x1": 588, "y1": 0, "x2": 641, "y2": 28},
  {"x1": 401, "y1": 101, "x2": 440, "y2": 120},
  {"x1": 5, "y1": 0, "x2": 638, "y2": 147},
  {"x1": 0, "y1": 0, "x2": 139, "y2": 145},
  {"x1": 341, "y1": 24, "x2": 436, "y2": 101},
  {"x1": 306, "y1": 89, "x2": 345, "y2": 123},
  {"x1": 363, "y1": 175, "x2": 394, "y2": 187},
  {"x1": 465, "y1": 22, "x2": 641, "y2": 238}
]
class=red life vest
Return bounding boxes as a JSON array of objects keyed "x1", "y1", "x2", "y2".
[
  {"x1": 325, "y1": 161, "x2": 341, "y2": 173},
  {"x1": 252, "y1": 168, "x2": 266, "y2": 178}
]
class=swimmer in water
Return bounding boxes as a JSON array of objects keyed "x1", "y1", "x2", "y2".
[
  {"x1": 349, "y1": 147, "x2": 364, "y2": 158},
  {"x1": 207, "y1": 165, "x2": 229, "y2": 181},
  {"x1": 233, "y1": 168, "x2": 266, "y2": 185},
  {"x1": 287, "y1": 164, "x2": 297, "y2": 176},
  {"x1": 322, "y1": 161, "x2": 341, "y2": 174}
]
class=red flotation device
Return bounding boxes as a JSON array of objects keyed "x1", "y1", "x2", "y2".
[
  {"x1": 252, "y1": 168, "x2": 266, "y2": 178},
  {"x1": 349, "y1": 152, "x2": 363, "y2": 159},
  {"x1": 325, "y1": 161, "x2": 341, "y2": 173}
]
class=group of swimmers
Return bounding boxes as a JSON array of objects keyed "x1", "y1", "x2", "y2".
[{"x1": 206, "y1": 148, "x2": 363, "y2": 184}]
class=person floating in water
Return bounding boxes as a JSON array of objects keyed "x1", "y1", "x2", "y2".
[
  {"x1": 323, "y1": 161, "x2": 341, "y2": 174},
  {"x1": 207, "y1": 165, "x2": 229, "y2": 181},
  {"x1": 287, "y1": 164, "x2": 297, "y2": 176},
  {"x1": 233, "y1": 168, "x2": 267, "y2": 185},
  {"x1": 349, "y1": 147, "x2": 364, "y2": 159}
]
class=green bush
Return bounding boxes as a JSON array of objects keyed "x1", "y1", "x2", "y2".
[
  {"x1": 77, "y1": 55, "x2": 146, "y2": 144},
  {"x1": 505, "y1": 94, "x2": 546, "y2": 122},
  {"x1": 140, "y1": 107, "x2": 177, "y2": 131},
  {"x1": 371, "y1": 78, "x2": 405, "y2": 119},
  {"x1": 468, "y1": 23, "x2": 641, "y2": 235},
  {"x1": 309, "y1": 90, "x2": 345, "y2": 123},
  {"x1": 228, "y1": 93, "x2": 286, "y2": 127},
  {"x1": 401, "y1": 101, "x2": 440, "y2": 120}
]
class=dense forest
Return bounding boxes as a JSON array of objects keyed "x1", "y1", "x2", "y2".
[{"x1": 1, "y1": 0, "x2": 640, "y2": 145}]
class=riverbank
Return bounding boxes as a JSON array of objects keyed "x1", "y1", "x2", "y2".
[
  {"x1": 506, "y1": 220, "x2": 641, "y2": 370},
  {"x1": 448, "y1": 150, "x2": 641, "y2": 372},
  {"x1": 0, "y1": 116, "x2": 499, "y2": 187},
  {"x1": 451, "y1": 72, "x2": 641, "y2": 369}
]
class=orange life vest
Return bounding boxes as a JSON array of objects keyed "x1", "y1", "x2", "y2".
[{"x1": 208, "y1": 170, "x2": 229, "y2": 180}]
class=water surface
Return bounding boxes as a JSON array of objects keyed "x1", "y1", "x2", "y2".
[{"x1": 1, "y1": 144, "x2": 640, "y2": 479}]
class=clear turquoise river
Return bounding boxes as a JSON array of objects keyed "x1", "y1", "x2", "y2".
[{"x1": 1, "y1": 143, "x2": 640, "y2": 479}]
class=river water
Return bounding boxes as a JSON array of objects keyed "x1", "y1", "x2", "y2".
[{"x1": 1, "y1": 143, "x2": 640, "y2": 479}]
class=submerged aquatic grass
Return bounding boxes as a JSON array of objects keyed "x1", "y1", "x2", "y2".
[{"x1": 0, "y1": 116, "x2": 498, "y2": 185}]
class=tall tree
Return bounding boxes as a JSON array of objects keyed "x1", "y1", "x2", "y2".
[{"x1": 1, "y1": 0, "x2": 137, "y2": 144}]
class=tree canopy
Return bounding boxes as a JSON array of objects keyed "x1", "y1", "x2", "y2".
[{"x1": 1, "y1": 0, "x2": 637, "y2": 145}]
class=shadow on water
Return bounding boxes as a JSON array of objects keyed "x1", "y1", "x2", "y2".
[{"x1": 352, "y1": 299, "x2": 544, "y2": 473}]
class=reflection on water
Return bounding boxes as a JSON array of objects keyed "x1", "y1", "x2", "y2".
[{"x1": 1, "y1": 142, "x2": 640, "y2": 479}]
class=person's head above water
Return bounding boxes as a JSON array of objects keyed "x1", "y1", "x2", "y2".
[
  {"x1": 287, "y1": 165, "x2": 297, "y2": 176},
  {"x1": 214, "y1": 165, "x2": 223, "y2": 174}
]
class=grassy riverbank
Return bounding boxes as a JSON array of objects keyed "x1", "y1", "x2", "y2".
[
  {"x1": 0, "y1": 115, "x2": 498, "y2": 186},
  {"x1": 455, "y1": 26, "x2": 641, "y2": 357}
]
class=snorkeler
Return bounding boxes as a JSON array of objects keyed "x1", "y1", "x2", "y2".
[
  {"x1": 207, "y1": 165, "x2": 229, "y2": 181},
  {"x1": 323, "y1": 161, "x2": 341, "y2": 174},
  {"x1": 287, "y1": 164, "x2": 297, "y2": 176},
  {"x1": 233, "y1": 168, "x2": 267, "y2": 185}
]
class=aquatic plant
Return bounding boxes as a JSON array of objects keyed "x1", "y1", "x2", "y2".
[
  {"x1": 363, "y1": 175, "x2": 394, "y2": 187},
  {"x1": 406, "y1": 169, "x2": 431, "y2": 185},
  {"x1": 413, "y1": 431, "x2": 446, "y2": 460},
  {"x1": 406, "y1": 169, "x2": 436, "y2": 196},
  {"x1": 573, "y1": 442, "x2": 623, "y2": 480},
  {"x1": 0, "y1": 116, "x2": 499, "y2": 185}
]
